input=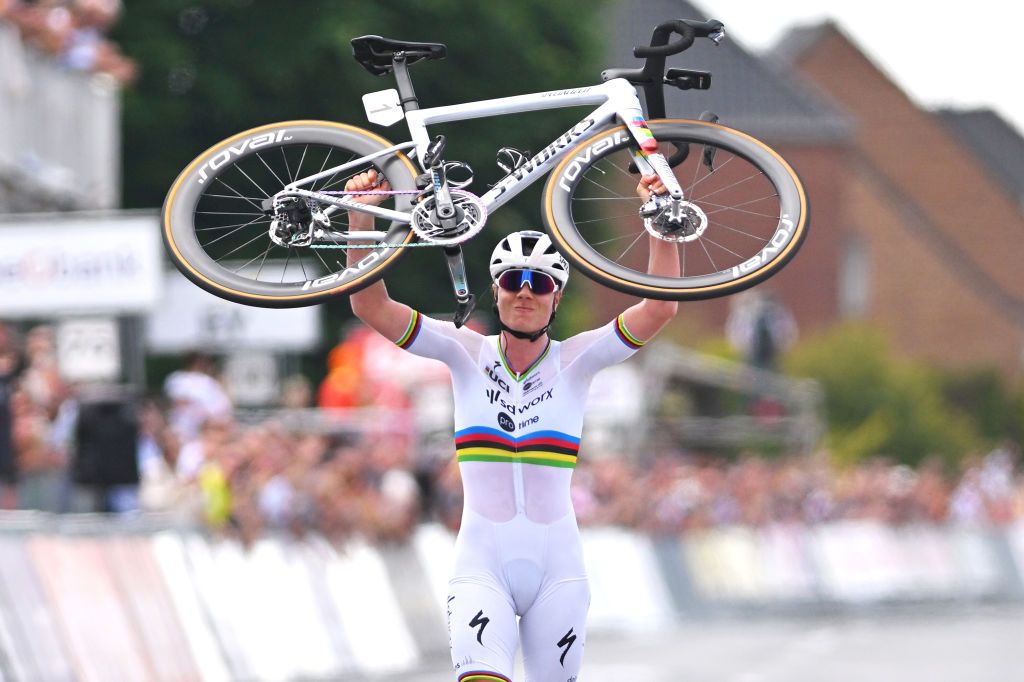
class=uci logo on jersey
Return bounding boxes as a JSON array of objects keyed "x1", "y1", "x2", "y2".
[{"x1": 497, "y1": 412, "x2": 515, "y2": 433}]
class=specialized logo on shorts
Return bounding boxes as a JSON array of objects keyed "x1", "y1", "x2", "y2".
[
  {"x1": 497, "y1": 412, "x2": 515, "y2": 432},
  {"x1": 557, "y1": 628, "x2": 577, "y2": 666},
  {"x1": 469, "y1": 610, "x2": 490, "y2": 645}
]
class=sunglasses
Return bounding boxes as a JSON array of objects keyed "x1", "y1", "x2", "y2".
[{"x1": 495, "y1": 269, "x2": 558, "y2": 295}]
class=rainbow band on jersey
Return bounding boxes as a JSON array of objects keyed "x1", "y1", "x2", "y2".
[
  {"x1": 614, "y1": 313, "x2": 646, "y2": 350},
  {"x1": 458, "y1": 672, "x2": 512, "y2": 682},
  {"x1": 455, "y1": 427, "x2": 581, "y2": 469},
  {"x1": 396, "y1": 310, "x2": 423, "y2": 349}
]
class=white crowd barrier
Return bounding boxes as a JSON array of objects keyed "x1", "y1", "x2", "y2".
[{"x1": 0, "y1": 518, "x2": 1021, "y2": 681}]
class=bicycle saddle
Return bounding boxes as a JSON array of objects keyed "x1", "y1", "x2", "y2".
[{"x1": 351, "y1": 35, "x2": 447, "y2": 76}]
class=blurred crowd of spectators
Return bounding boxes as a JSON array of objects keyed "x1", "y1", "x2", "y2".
[
  {"x1": 0, "y1": 0, "x2": 136, "y2": 84},
  {"x1": 2, "y1": 322, "x2": 1023, "y2": 544}
]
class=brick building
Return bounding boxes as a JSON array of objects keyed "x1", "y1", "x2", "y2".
[
  {"x1": 601, "y1": 0, "x2": 852, "y2": 345},
  {"x1": 601, "y1": 3, "x2": 1024, "y2": 379},
  {"x1": 777, "y1": 21, "x2": 1024, "y2": 377}
]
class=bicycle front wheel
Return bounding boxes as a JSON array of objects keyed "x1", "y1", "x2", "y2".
[
  {"x1": 162, "y1": 120, "x2": 419, "y2": 308},
  {"x1": 542, "y1": 120, "x2": 809, "y2": 300}
]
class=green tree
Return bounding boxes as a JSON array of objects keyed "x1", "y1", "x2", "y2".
[{"x1": 784, "y1": 324, "x2": 979, "y2": 468}]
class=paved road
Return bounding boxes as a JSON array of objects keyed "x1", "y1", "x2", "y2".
[{"x1": 373, "y1": 603, "x2": 1024, "y2": 682}]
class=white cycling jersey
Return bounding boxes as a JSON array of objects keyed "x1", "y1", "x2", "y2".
[{"x1": 394, "y1": 309, "x2": 645, "y2": 681}]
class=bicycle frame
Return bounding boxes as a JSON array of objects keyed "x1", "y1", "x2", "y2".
[{"x1": 279, "y1": 78, "x2": 684, "y2": 231}]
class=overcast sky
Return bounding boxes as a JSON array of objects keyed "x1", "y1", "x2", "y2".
[{"x1": 703, "y1": 0, "x2": 1023, "y2": 134}]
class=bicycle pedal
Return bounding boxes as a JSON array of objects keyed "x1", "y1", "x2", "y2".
[{"x1": 496, "y1": 146, "x2": 532, "y2": 174}]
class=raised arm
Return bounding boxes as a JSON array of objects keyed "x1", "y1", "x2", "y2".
[
  {"x1": 346, "y1": 169, "x2": 415, "y2": 341},
  {"x1": 620, "y1": 173, "x2": 680, "y2": 342}
]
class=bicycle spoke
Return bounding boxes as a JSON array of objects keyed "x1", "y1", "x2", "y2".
[
  {"x1": 706, "y1": 220, "x2": 770, "y2": 240},
  {"x1": 281, "y1": 146, "x2": 294, "y2": 183},
  {"x1": 686, "y1": 154, "x2": 737, "y2": 196},
  {"x1": 296, "y1": 247, "x2": 309, "y2": 280},
  {"x1": 203, "y1": 216, "x2": 267, "y2": 247},
  {"x1": 700, "y1": 235, "x2": 744, "y2": 259},
  {"x1": 311, "y1": 148, "x2": 334, "y2": 191},
  {"x1": 615, "y1": 231, "x2": 646, "y2": 262},
  {"x1": 603, "y1": 158, "x2": 640, "y2": 183},
  {"x1": 697, "y1": 236, "x2": 718, "y2": 272},
  {"x1": 294, "y1": 145, "x2": 309, "y2": 185},
  {"x1": 281, "y1": 247, "x2": 292, "y2": 283},
  {"x1": 213, "y1": 177, "x2": 264, "y2": 211},
  {"x1": 232, "y1": 242, "x2": 273, "y2": 274},
  {"x1": 202, "y1": 193, "x2": 267, "y2": 201},
  {"x1": 703, "y1": 199, "x2": 781, "y2": 220},
  {"x1": 215, "y1": 230, "x2": 269, "y2": 262},
  {"x1": 235, "y1": 163, "x2": 271, "y2": 199},
  {"x1": 581, "y1": 172, "x2": 632, "y2": 199},
  {"x1": 255, "y1": 244, "x2": 273, "y2": 280},
  {"x1": 689, "y1": 146, "x2": 704, "y2": 199},
  {"x1": 693, "y1": 168, "x2": 764, "y2": 202},
  {"x1": 592, "y1": 232, "x2": 643, "y2": 246},
  {"x1": 255, "y1": 152, "x2": 287, "y2": 188},
  {"x1": 574, "y1": 213, "x2": 640, "y2": 225},
  {"x1": 572, "y1": 196, "x2": 643, "y2": 202},
  {"x1": 196, "y1": 218, "x2": 269, "y2": 232},
  {"x1": 310, "y1": 242, "x2": 333, "y2": 273},
  {"x1": 317, "y1": 154, "x2": 358, "y2": 192},
  {"x1": 320, "y1": 166, "x2": 365, "y2": 193},
  {"x1": 196, "y1": 211, "x2": 265, "y2": 217}
]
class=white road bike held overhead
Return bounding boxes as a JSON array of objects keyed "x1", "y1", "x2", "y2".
[{"x1": 162, "y1": 19, "x2": 808, "y2": 326}]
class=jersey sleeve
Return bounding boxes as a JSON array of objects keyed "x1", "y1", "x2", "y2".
[
  {"x1": 393, "y1": 309, "x2": 483, "y2": 367},
  {"x1": 560, "y1": 313, "x2": 647, "y2": 377}
]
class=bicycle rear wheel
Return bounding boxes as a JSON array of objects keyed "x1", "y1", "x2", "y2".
[
  {"x1": 542, "y1": 120, "x2": 809, "y2": 300},
  {"x1": 162, "y1": 120, "x2": 418, "y2": 308}
]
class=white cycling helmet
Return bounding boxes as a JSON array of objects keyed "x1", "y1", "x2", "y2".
[{"x1": 489, "y1": 230, "x2": 569, "y2": 288}]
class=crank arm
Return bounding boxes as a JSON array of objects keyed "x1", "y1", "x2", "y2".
[{"x1": 444, "y1": 245, "x2": 477, "y2": 328}]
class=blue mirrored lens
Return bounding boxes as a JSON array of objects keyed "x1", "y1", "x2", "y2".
[{"x1": 498, "y1": 269, "x2": 556, "y2": 294}]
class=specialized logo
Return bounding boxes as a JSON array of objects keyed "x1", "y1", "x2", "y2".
[
  {"x1": 557, "y1": 628, "x2": 577, "y2": 666},
  {"x1": 492, "y1": 118, "x2": 597, "y2": 198},
  {"x1": 469, "y1": 610, "x2": 490, "y2": 645},
  {"x1": 558, "y1": 131, "x2": 631, "y2": 192},
  {"x1": 197, "y1": 130, "x2": 291, "y2": 184},
  {"x1": 497, "y1": 412, "x2": 515, "y2": 432},
  {"x1": 541, "y1": 87, "x2": 592, "y2": 97},
  {"x1": 731, "y1": 216, "x2": 796, "y2": 277},
  {"x1": 301, "y1": 249, "x2": 384, "y2": 290}
]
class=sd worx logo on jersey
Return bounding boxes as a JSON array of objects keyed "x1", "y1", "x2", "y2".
[
  {"x1": 486, "y1": 388, "x2": 556, "y2": 414},
  {"x1": 497, "y1": 412, "x2": 515, "y2": 432}
]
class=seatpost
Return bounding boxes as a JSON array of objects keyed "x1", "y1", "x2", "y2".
[{"x1": 391, "y1": 52, "x2": 420, "y2": 112}]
